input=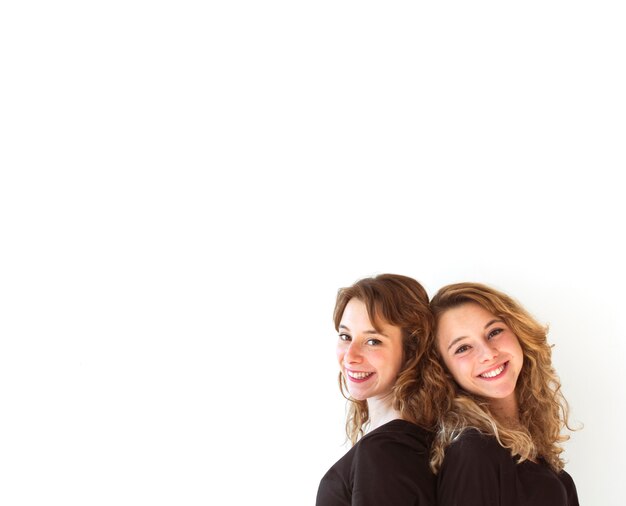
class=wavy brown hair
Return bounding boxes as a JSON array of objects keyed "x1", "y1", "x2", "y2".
[
  {"x1": 428, "y1": 282, "x2": 574, "y2": 472},
  {"x1": 333, "y1": 274, "x2": 447, "y2": 444}
]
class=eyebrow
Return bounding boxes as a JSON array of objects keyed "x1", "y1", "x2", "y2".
[
  {"x1": 445, "y1": 318, "x2": 504, "y2": 351},
  {"x1": 339, "y1": 324, "x2": 387, "y2": 337}
]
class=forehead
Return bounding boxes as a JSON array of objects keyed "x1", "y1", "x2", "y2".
[
  {"x1": 437, "y1": 303, "x2": 497, "y2": 338},
  {"x1": 340, "y1": 298, "x2": 372, "y2": 324},
  {"x1": 340, "y1": 298, "x2": 399, "y2": 334}
]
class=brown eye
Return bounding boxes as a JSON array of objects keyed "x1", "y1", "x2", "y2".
[{"x1": 487, "y1": 328, "x2": 503, "y2": 340}]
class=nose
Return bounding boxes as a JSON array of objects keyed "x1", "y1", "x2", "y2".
[
  {"x1": 478, "y1": 342, "x2": 498, "y2": 362},
  {"x1": 344, "y1": 341, "x2": 362, "y2": 364}
]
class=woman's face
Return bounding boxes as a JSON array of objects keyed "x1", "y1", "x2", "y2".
[
  {"x1": 336, "y1": 298, "x2": 404, "y2": 402},
  {"x1": 436, "y1": 302, "x2": 524, "y2": 411}
]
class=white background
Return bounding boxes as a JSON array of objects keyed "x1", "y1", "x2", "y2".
[{"x1": 1, "y1": 1, "x2": 624, "y2": 505}]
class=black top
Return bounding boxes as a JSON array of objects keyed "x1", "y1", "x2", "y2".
[
  {"x1": 316, "y1": 419, "x2": 436, "y2": 506},
  {"x1": 437, "y1": 430, "x2": 579, "y2": 506}
]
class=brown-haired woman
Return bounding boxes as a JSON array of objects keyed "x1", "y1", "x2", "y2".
[
  {"x1": 429, "y1": 282, "x2": 579, "y2": 506},
  {"x1": 316, "y1": 273, "x2": 442, "y2": 506}
]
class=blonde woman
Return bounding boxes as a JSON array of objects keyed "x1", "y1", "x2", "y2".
[
  {"x1": 429, "y1": 282, "x2": 579, "y2": 506},
  {"x1": 316, "y1": 274, "x2": 442, "y2": 506}
]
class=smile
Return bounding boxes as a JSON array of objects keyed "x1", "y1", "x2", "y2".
[
  {"x1": 479, "y1": 362, "x2": 508, "y2": 379},
  {"x1": 346, "y1": 370, "x2": 374, "y2": 380}
]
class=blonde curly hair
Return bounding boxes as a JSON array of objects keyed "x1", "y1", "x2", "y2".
[{"x1": 428, "y1": 282, "x2": 574, "y2": 473}]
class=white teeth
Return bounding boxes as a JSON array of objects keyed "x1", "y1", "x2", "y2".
[
  {"x1": 480, "y1": 364, "x2": 505, "y2": 378},
  {"x1": 347, "y1": 371, "x2": 373, "y2": 379}
]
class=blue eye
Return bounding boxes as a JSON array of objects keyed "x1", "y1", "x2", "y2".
[{"x1": 366, "y1": 338, "x2": 382, "y2": 346}]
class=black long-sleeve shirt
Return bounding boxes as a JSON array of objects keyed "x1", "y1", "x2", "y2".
[
  {"x1": 316, "y1": 419, "x2": 436, "y2": 505},
  {"x1": 437, "y1": 429, "x2": 579, "y2": 506}
]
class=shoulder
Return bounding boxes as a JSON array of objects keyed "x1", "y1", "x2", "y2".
[
  {"x1": 350, "y1": 420, "x2": 436, "y2": 505},
  {"x1": 439, "y1": 429, "x2": 514, "y2": 481},
  {"x1": 557, "y1": 468, "x2": 580, "y2": 505},
  {"x1": 352, "y1": 419, "x2": 434, "y2": 477},
  {"x1": 437, "y1": 430, "x2": 516, "y2": 506},
  {"x1": 356, "y1": 419, "x2": 431, "y2": 457},
  {"x1": 557, "y1": 468, "x2": 576, "y2": 488},
  {"x1": 444, "y1": 428, "x2": 509, "y2": 461},
  {"x1": 363, "y1": 419, "x2": 432, "y2": 444}
]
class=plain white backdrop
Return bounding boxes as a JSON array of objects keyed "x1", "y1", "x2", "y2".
[{"x1": 1, "y1": 1, "x2": 624, "y2": 505}]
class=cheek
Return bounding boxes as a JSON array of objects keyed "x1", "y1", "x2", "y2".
[
  {"x1": 389, "y1": 348, "x2": 405, "y2": 377},
  {"x1": 443, "y1": 357, "x2": 466, "y2": 383},
  {"x1": 441, "y1": 354, "x2": 455, "y2": 374},
  {"x1": 514, "y1": 341, "x2": 524, "y2": 367},
  {"x1": 507, "y1": 335, "x2": 524, "y2": 363},
  {"x1": 366, "y1": 349, "x2": 390, "y2": 370}
]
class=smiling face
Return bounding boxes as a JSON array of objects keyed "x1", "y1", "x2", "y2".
[
  {"x1": 436, "y1": 302, "x2": 524, "y2": 416},
  {"x1": 336, "y1": 298, "x2": 404, "y2": 402}
]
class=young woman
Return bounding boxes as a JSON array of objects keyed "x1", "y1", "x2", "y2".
[
  {"x1": 429, "y1": 282, "x2": 579, "y2": 506},
  {"x1": 316, "y1": 274, "x2": 442, "y2": 506}
]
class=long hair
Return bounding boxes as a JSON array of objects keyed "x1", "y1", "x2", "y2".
[
  {"x1": 333, "y1": 274, "x2": 446, "y2": 444},
  {"x1": 428, "y1": 282, "x2": 573, "y2": 472}
]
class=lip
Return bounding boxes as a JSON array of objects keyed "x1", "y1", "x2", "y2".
[
  {"x1": 477, "y1": 361, "x2": 508, "y2": 380},
  {"x1": 345, "y1": 369, "x2": 375, "y2": 383}
]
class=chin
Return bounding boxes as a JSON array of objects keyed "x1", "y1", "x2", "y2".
[{"x1": 348, "y1": 391, "x2": 368, "y2": 401}]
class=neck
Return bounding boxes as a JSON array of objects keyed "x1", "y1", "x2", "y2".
[
  {"x1": 367, "y1": 395, "x2": 402, "y2": 431},
  {"x1": 489, "y1": 395, "x2": 521, "y2": 428}
]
